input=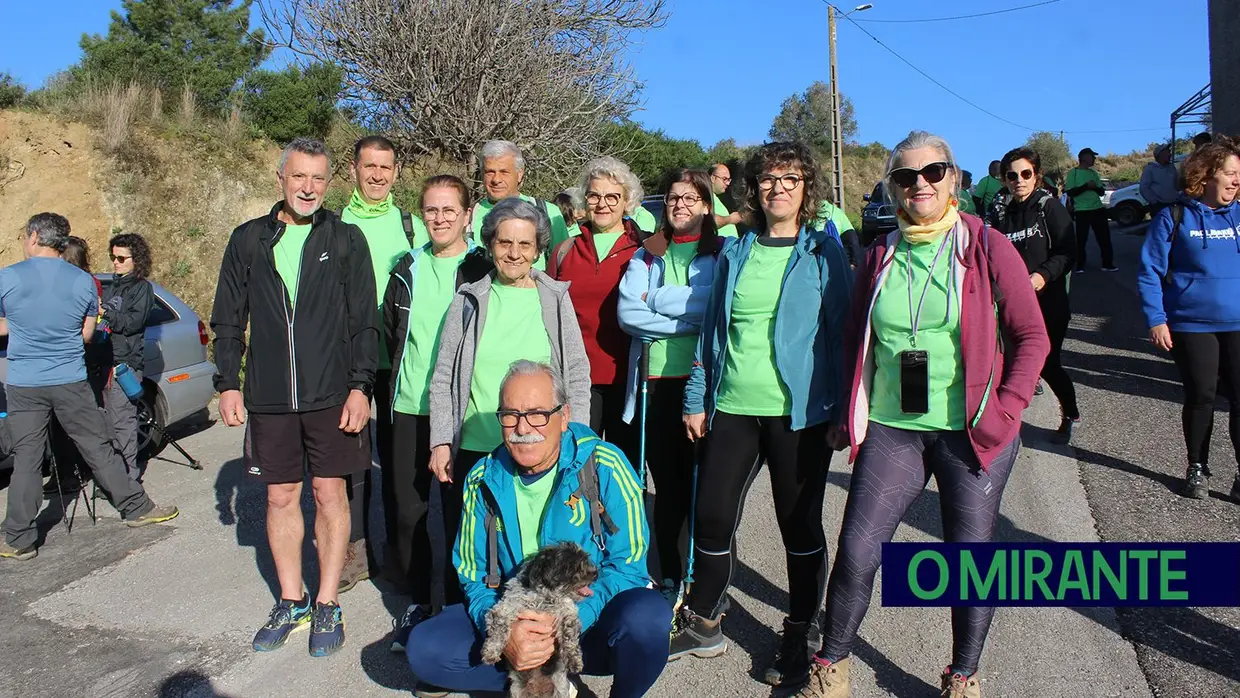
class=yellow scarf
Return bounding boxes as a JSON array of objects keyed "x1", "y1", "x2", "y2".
[{"x1": 897, "y1": 203, "x2": 960, "y2": 244}]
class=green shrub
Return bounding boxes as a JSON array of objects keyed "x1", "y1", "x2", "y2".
[
  {"x1": 242, "y1": 63, "x2": 342, "y2": 144},
  {"x1": 0, "y1": 73, "x2": 26, "y2": 108}
]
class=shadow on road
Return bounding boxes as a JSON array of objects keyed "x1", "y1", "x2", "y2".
[{"x1": 156, "y1": 669, "x2": 238, "y2": 698}]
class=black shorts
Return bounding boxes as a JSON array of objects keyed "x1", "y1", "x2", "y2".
[{"x1": 245, "y1": 407, "x2": 371, "y2": 484}]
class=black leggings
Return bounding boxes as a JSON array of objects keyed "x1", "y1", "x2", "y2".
[
  {"x1": 1039, "y1": 291, "x2": 1079, "y2": 419},
  {"x1": 819, "y1": 422, "x2": 1019, "y2": 676},
  {"x1": 1073, "y1": 209, "x2": 1113, "y2": 268},
  {"x1": 685, "y1": 411, "x2": 830, "y2": 623},
  {"x1": 386, "y1": 412, "x2": 438, "y2": 603},
  {"x1": 347, "y1": 369, "x2": 394, "y2": 550},
  {"x1": 639, "y1": 377, "x2": 697, "y2": 585},
  {"x1": 590, "y1": 383, "x2": 640, "y2": 468},
  {"x1": 1169, "y1": 330, "x2": 1240, "y2": 469}
]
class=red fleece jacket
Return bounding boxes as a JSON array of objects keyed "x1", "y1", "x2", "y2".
[{"x1": 843, "y1": 213, "x2": 1050, "y2": 471}]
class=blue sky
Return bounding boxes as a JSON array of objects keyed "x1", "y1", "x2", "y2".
[{"x1": 1, "y1": 0, "x2": 1212, "y2": 180}]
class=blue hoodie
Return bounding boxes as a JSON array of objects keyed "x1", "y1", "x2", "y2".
[{"x1": 1139, "y1": 196, "x2": 1240, "y2": 332}]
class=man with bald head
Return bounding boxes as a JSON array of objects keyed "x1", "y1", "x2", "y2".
[{"x1": 710, "y1": 163, "x2": 741, "y2": 237}]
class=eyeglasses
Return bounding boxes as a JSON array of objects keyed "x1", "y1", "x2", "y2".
[
  {"x1": 665, "y1": 193, "x2": 703, "y2": 207},
  {"x1": 756, "y1": 174, "x2": 805, "y2": 191},
  {"x1": 711, "y1": 173, "x2": 731, "y2": 184},
  {"x1": 497, "y1": 404, "x2": 564, "y2": 428},
  {"x1": 110, "y1": 254, "x2": 131, "y2": 263},
  {"x1": 889, "y1": 162, "x2": 952, "y2": 188},
  {"x1": 422, "y1": 207, "x2": 461, "y2": 221},
  {"x1": 1005, "y1": 169, "x2": 1035, "y2": 182},
  {"x1": 585, "y1": 192, "x2": 623, "y2": 208}
]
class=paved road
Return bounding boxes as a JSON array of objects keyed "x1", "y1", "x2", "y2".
[{"x1": 0, "y1": 223, "x2": 1234, "y2": 697}]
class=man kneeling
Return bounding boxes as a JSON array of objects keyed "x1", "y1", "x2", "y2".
[{"x1": 407, "y1": 360, "x2": 670, "y2": 697}]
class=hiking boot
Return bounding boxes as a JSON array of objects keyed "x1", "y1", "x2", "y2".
[
  {"x1": 390, "y1": 604, "x2": 431, "y2": 654},
  {"x1": 125, "y1": 504, "x2": 179, "y2": 527},
  {"x1": 668, "y1": 607, "x2": 726, "y2": 661},
  {"x1": 764, "y1": 617, "x2": 815, "y2": 686},
  {"x1": 338, "y1": 539, "x2": 371, "y2": 594},
  {"x1": 309, "y1": 601, "x2": 346, "y2": 657},
  {"x1": 1057, "y1": 416, "x2": 1081, "y2": 445},
  {"x1": 252, "y1": 594, "x2": 312, "y2": 651},
  {"x1": 1183, "y1": 463, "x2": 1210, "y2": 499},
  {"x1": 793, "y1": 657, "x2": 851, "y2": 698},
  {"x1": 940, "y1": 667, "x2": 982, "y2": 698},
  {"x1": 0, "y1": 539, "x2": 37, "y2": 561}
]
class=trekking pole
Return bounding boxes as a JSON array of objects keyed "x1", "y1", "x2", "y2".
[
  {"x1": 684, "y1": 449, "x2": 699, "y2": 594},
  {"x1": 637, "y1": 341, "x2": 651, "y2": 489}
]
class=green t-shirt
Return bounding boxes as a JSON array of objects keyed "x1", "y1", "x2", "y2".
[
  {"x1": 342, "y1": 205, "x2": 418, "y2": 370},
  {"x1": 712, "y1": 195, "x2": 738, "y2": 238},
  {"x1": 631, "y1": 205, "x2": 657, "y2": 234},
  {"x1": 648, "y1": 241, "x2": 699, "y2": 378},
  {"x1": 472, "y1": 195, "x2": 571, "y2": 270},
  {"x1": 273, "y1": 224, "x2": 313, "y2": 306},
  {"x1": 461, "y1": 283, "x2": 552, "y2": 452},
  {"x1": 869, "y1": 234, "x2": 965, "y2": 431},
  {"x1": 957, "y1": 190, "x2": 977, "y2": 214},
  {"x1": 813, "y1": 201, "x2": 855, "y2": 234},
  {"x1": 394, "y1": 250, "x2": 467, "y2": 416},
  {"x1": 1066, "y1": 167, "x2": 1104, "y2": 211},
  {"x1": 593, "y1": 231, "x2": 624, "y2": 260},
  {"x1": 974, "y1": 175, "x2": 1003, "y2": 211},
  {"x1": 716, "y1": 238, "x2": 795, "y2": 416},
  {"x1": 514, "y1": 464, "x2": 559, "y2": 562}
]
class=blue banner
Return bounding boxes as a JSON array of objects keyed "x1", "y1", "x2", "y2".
[{"x1": 880, "y1": 542, "x2": 1240, "y2": 607}]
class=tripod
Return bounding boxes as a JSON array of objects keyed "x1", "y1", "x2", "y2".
[{"x1": 136, "y1": 400, "x2": 201, "y2": 470}]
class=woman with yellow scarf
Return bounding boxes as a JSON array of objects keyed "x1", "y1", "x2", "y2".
[{"x1": 795, "y1": 132, "x2": 1049, "y2": 698}]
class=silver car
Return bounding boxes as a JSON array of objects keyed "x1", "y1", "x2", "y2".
[{"x1": 0, "y1": 276, "x2": 216, "y2": 463}]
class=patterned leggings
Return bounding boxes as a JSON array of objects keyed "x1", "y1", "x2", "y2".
[{"x1": 818, "y1": 422, "x2": 1019, "y2": 675}]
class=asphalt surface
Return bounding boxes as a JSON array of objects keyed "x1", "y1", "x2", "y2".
[{"x1": 0, "y1": 223, "x2": 1234, "y2": 697}]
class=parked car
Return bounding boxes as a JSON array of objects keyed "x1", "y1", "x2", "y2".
[
  {"x1": 639, "y1": 194, "x2": 665, "y2": 229},
  {"x1": 1108, "y1": 184, "x2": 1148, "y2": 227},
  {"x1": 861, "y1": 182, "x2": 897, "y2": 244},
  {"x1": 0, "y1": 276, "x2": 216, "y2": 466}
]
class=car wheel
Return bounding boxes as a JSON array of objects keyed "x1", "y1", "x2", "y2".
[
  {"x1": 137, "y1": 386, "x2": 168, "y2": 461},
  {"x1": 1113, "y1": 201, "x2": 1144, "y2": 227}
]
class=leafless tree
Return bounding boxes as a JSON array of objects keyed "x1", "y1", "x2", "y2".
[{"x1": 257, "y1": 0, "x2": 667, "y2": 185}]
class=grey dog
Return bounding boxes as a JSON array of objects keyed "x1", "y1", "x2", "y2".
[{"x1": 481, "y1": 542, "x2": 600, "y2": 697}]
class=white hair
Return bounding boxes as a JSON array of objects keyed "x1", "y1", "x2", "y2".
[
  {"x1": 501, "y1": 360, "x2": 569, "y2": 407},
  {"x1": 576, "y1": 156, "x2": 644, "y2": 216},
  {"x1": 884, "y1": 130, "x2": 961, "y2": 196},
  {"x1": 481, "y1": 140, "x2": 526, "y2": 172}
]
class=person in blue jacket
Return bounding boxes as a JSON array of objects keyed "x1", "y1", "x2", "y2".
[
  {"x1": 1139, "y1": 136, "x2": 1240, "y2": 501},
  {"x1": 405, "y1": 360, "x2": 670, "y2": 698},
  {"x1": 668, "y1": 142, "x2": 853, "y2": 689},
  {"x1": 617, "y1": 168, "x2": 724, "y2": 600}
]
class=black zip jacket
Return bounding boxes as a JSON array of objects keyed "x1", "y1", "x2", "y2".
[
  {"x1": 988, "y1": 189, "x2": 1075, "y2": 298},
  {"x1": 211, "y1": 202, "x2": 378, "y2": 414},
  {"x1": 381, "y1": 245, "x2": 492, "y2": 405},
  {"x1": 101, "y1": 273, "x2": 154, "y2": 372}
]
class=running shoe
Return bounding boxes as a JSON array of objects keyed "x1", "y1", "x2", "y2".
[
  {"x1": 0, "y1": 539, "x2": 37, "y2": 561},
  {"x1": 309, "y1": 601, "x2": 345, "y2": 657},
  {"x1": 252, "y1": 594, "x2": 312, "y2": 651},
  {"x1": 390, "y1": 604, "x2": 431, "y2": 654},
  {"x1": 125, "y1": 504, "x2": 179, "y2": 527}
]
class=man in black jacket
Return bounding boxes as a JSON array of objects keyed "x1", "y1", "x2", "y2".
[
  {"x1": 210, "y1": 138, "x2": 378, "y2": 658},
  {"x1": 101, "y1": 232, "x2": 154, "y2": 481}
]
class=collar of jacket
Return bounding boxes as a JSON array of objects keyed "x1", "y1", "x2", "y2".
[
  {"x1": 480, "y1": 421, "x2": 597, "y2": 492},
  {"x1": 389, "y1": 239, "x2": 483, "y2": 283},
  {"x1": 264, "y1": 201, "x2": 334, "y2": 234},
  {"x1": 578, "y1": 218, "x2": 643, "y2": 252},
  {"x1": 458, "y1": 267, "x2": 571, "y2": 302},
  {"x1": 641, "y1": 224, "x2": 723, "y2": 259}
]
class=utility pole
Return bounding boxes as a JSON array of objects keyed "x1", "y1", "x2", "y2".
[{"x1": 828, "y1": 5, "x2": 845, "y2": 208}]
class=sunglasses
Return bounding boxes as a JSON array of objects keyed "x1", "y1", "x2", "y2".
[
  {"x1": 889, "y1": 162, "x2": 952, "y2": 188},
  {"x1": 110, "y1": 254, "x2": 131, "y2": 263},
  {"x1": 1005, "y1": 169, "x2": 1035, "y2": 182}
]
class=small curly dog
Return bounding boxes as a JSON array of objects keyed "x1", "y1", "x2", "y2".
[{"x1": 481, "y1": 542, "x2": 599, "y2": 698}]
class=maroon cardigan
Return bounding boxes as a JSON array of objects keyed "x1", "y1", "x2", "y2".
[{"x1": 843, "y1": 212, "x2": 1050, "y2": 471}]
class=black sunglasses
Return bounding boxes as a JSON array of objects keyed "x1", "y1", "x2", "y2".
[
  {"x1": 110, "y1": 254, "x2": 131, "y2": 263},
  {"x1": 889, "y1": 162, "x2": 952, "y2": 188},
  {"x1": 1005, "y1": 169, "x2": 1035, "y2": 182}
]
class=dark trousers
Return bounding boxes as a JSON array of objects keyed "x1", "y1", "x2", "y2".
[
  {"x1": 386, "y1": 412, "x2": 440, "y2": 603},
  {"x1": 406, "y1": 588, "x2": 672, "y2": 697},
  {"x1": 589, "y1": 384, "x2": 640, "y2": 470},
  {"x1": 1073, "y1": 208, "x2": 1114, "y2": 268},
  {"x1": 640, "y1": 377, "x2": 696, "y2": 585},
  {"x1": 3, "y1": 381, "x2": 153, "y2": 550},
  {"x1": 104, "y1": 368, "x2": 142, "y2": 482},
  {"x1": 1169, "y1": 331, "x2": 1240, "y2": 468},
  {"x1": 1039, "y1": 290, "x2": 1080, "y2": 420},
  {"x1": 348, "y1": 370, "x2": 394, "y2": 552},
  {"x1": 686, "y1": 411, "x2": 830, "y2": 623},
  {"x1": 819, "y1": 423, "x2": 1019, "y2": 675}
]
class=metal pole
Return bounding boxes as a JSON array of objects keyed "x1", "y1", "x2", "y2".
[{"x1": 829, "y1": 5, "x2": 845, "y2": 209}]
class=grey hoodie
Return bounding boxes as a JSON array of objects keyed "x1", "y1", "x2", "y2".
[{"x1": 429, "y1": 268, "x2": 592, "y2": 452}]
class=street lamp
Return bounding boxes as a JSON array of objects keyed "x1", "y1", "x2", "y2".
[{"x1": 828, "y1": 3, "x2": 872, "y2": 210}]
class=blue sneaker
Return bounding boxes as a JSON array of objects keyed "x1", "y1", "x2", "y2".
[
  {"x1": 252, "y1": 595, "x2": 311, "y2": 651},
  {"x1": 389, "y1": 604, "x2": 431, "y2": 654},
  {"x1": 309, "y1": 601, "x2": 345, "y2": 657}
]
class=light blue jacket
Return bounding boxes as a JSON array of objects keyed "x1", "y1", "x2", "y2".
[
  {"x1": 453, "y1": 423, "x2": 650, "y2": 634},
  {"x1": 616, "y1": 246, "x2": 720, "y2": 422},
  {"x1": 683, "y1": 225, "x2": 853, "y2": 430}
]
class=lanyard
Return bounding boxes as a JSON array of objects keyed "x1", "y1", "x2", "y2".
[{"x1": 905, "y1": 232, "x2": 953, "y2": 347}]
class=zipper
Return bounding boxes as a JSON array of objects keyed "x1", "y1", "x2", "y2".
[
  {"x1": 389, "y1": 263, "x2": 417, "y2": 420},
  {"x1": 281, "y1": 234, "x2": 306, "y2": 412}
]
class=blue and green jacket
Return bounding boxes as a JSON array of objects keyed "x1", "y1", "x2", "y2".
[
  {"x1": 683, "y1": 224, "x2": 853, "y2": 430},
  {"x1": 454, "y1": 422, "x2": 650, "y2": 633}
]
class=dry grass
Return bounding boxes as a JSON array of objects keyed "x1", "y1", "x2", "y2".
[
  {"x1": 149, "y1": 87, "x2": 163, "y2": 122},
  {"x1": 93, "y1": 81, "x2": 143, "y2": 153},
  {"x1": 178, "y1": 84, "x2": 196, "y2": 126}
]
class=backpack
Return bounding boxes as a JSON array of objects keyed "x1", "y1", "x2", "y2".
[
  {"x1": 480, "y1": 449, "x2": 619, "y2": 589},
  {"x1": 400, "y1": 210, "x2": 417, "y2": 247},
  {"x1": 1162, "y1": 204, "x2": 1186, "y2": 285}
]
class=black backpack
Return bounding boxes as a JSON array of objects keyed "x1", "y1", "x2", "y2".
[
  {"x1": 400, "y1": 210, "x2": 418, "y2": 247},
  {"x1": 480, "y1": 448, "x2": 619, "y2": 589}
]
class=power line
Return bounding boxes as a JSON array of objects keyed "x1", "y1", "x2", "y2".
[{"x1": 852, "y1": 0, "x2": 1062, "y2": 24}]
